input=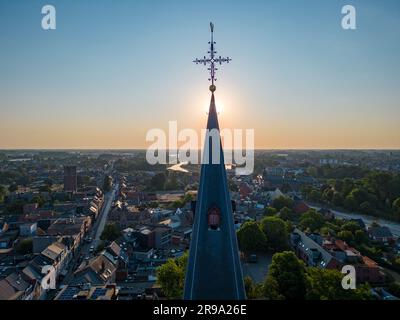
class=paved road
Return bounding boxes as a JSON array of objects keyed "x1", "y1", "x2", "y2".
[
  {"x1": 93, "y1": 183, "x2": 118, "y2": 248},
  {"x1": 309, "y1": 204, "x2": 400, "y2": 237},
  {"x1": 241, "y1": 253, "x2": 272, "y2": 283},
  {"x1": 60, "y1": 182, "x2": 118, "y2": 286}
]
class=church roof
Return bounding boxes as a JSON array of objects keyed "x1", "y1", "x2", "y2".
[{"x1": 184, "y1": 93, "x2": 246, "y2": 300}]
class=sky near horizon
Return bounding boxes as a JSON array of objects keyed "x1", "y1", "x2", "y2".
[{"x1": 0, "y1": 0, "x2": 400, "y2": 149}]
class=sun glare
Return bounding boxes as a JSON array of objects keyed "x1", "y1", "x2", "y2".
[{"x1": 204, "y1": 100, "x2": 224, "y2": 115}]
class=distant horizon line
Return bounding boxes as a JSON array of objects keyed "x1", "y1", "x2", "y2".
[{"x1": 1, "y1": 148, "x2": 400, "y2": 152}]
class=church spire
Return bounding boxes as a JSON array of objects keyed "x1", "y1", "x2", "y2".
[
  {"x1": 206, "y1": 93, "x2": 219, "y2": 130},
  {"x1": 184, "y1": 23, "x2": 246, "y2": 300}
]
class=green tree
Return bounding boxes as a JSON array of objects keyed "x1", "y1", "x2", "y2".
[
  {"x1": 244, "y1": 276, "x2": 263, "y2": 299},
  {"x1": 322, "y1": 188, "x2": 334, "y2": 202},
  {"x1": 333, "y1": 179, "x2": 343, "y2": 193},
  {"x1": 332, "y1": 192, "x2": 344, "y2": 206},
  {"x1": 341, "y1": 221, "x2": 361, "y2": 233},
  {"x1": 320, "y1": 226, "x2": 332, "y2": 236},
  {"x1": 359, "y1": 201, "x2": 373, "y2": 214},
  {"x1": 299, "y1": 209, "x2": 325, "y2": 232},
  {"x1": 39, "y1": 185, "x2": 51, "y2": 193},
  {"x1": 244, "y1": 276, "x2": 254, "y2": 297},
  {"x1": 349, "y1": 188, "x2": 370, "y2": 207},
  {"x1": 95, "y1": 240, "x2": 106, "y2": 253},
  {"x1": 263, "y1": 275, "x2": 285, "y2": 300},
  {"x1": 307, "y1": 167, "x2": 318, "y2": 177},
  {"x1": 16, "y1": 238, "x2": 33, "y2": 255},
  {"x1": 169, "y1": 193, "x2": 194, "y2": 209},
  {"x1": 364, "y1": 172, "x2": 393, "y2": 202},
  {"x1": 229, "y1": 181, "x2": 239, "y2": 192},
  {"x1": 272, "y1": 196, "x2": 294, "y2": 211},
  {"x1": 170, "y1": 200, "x2": 184, "y2": 209},
  {"x1": 342, "y1": 178, "x2": 355, "y2": 196},
  {"x1": 100, "y1": 223, "x2": 121, "y2": 242},
  {"x1": 263, "y1": 251, "x2": 307, "y2": 300},
  {"x1": 237, "y1": 221, "x2": 266, "y2": 253},
  {"x1": 308, "y1": 190, "x2": 321, "y2": 202},
  {"x1": 344, "y1": 194, "x2": 357, "y2": 211},
  {"x1": 260, "y1": 216, "x2": 289, "y2": 252},
  {"x1": 371, "y1": 221, "x2": 381, "y2": 228},
  {"x1": 8, "y1": 184, "x2": 18, "y2": 193},
  {"x1": 103, "y1": 175, "x2": 113, "y2": 192},
  {"x1": 150, "y1": 173, "x2": 166, "y2": 191},
  {"x1": 32, "y1": 195, "x2": 46, "y2": 207},
  {"x1": 306, "y1": 268, "x2": 372, "y2": 300},
  {"x1": 278, "y1": 207, "x2": 294, "y2": 221},
  {"x1": 0, "y1": 185, "x2": 6, "y2": 203},
  {"x1": 264, "y1": 206, "x2": 277, "y2": 217},
  {"x1": 148, "y1": 201, "x2": 159, "y2": 208},
  {"x1": 387, "y1": 282, "x2": 400, "y2": 298},
  {"x1": 393, "y1": 257, "x2": 400, "y2": 268},
  {"x1": 165, "y1": 173, "x2": 179, "y2": 190},
  {"x1": 337, "y1": 230, "x2": 354, "y2": 243},
  {"x1": 354, "y1": 230, "x2": 368, "y2": 244},
  {"x1": 393, "y1": 197, "x2": 400, "y2": 216},
  {"x1": 156, "y1": 253, "x2": 188, "y2": 299},
  {"x1": 182, "y1": 193, "x2": 194, "y2": 205}
]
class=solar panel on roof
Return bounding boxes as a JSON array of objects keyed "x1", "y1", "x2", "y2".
[
  {"x1": 58, "y1": 287, "x2": 80, "y2": 300},
  {"x1": 90, "y1": 288, "x2": 107, "y2": 299}
]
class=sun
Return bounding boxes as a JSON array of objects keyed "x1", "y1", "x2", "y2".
[
  {"x1": 204, "y1": 100, "x2": 224, "y2": 115},
  {"x1": 216, "y1": 101, "x2": 224, "y2": 114}
]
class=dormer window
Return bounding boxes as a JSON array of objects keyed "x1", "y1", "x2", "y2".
[{"x1": 208, "y1": 206, "x2": 221, "y2": 231}]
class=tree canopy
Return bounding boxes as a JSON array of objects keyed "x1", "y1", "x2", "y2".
[
  {"x1": 150, "y1": 173, "x2": 166, "y2": 191},
  {"x1": 102, "y1": 175, "x2": 113, "y2": 192},
  {"x1": 299, "y1": 209, "x2": 325, "y2": 232},
  {"x1": 100, "y1": 223, "x2": 121, "y2": 242},
  {"x1": 264, "y1": 206, "x2": 277, "y2": 217},
  {"x1": 261, "y1": 216, "x2": 289, "y2": 252},
  {"x1": 16, "y1": 238, "x2": 33, "y2": 255},
  {"x1": 156, "y1": 252, "x2": 188, "y2": 299},
  {"x1": 305, "y1": 268, "x2": 372, "y2": 300},
  {"x1": 263, "y1": 253, "x2": 373, "y2": 300},
  {"x1": 272, "y1": 196, "x2": 294, "y2": 211},
  {"x1": 237, "y1": 221, "x2": 267, "y2": 253},
  {"x1": 302, "y1": 169, "x2": 400, "y2": 221},
  {"x1": 0, "y1": 185, "x2": 6, "y2": 203},
  {"x1": 263, "y1": 251, "x2": 307, "y2": 300}
]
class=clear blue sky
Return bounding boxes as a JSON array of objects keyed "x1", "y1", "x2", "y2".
[{"x1": 0, "y1": 0, "x2": 399, "y2": 148}]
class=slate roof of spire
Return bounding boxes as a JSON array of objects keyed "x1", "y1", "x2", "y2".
[{"x1": 184, "y1": 94, "x2": 246, "y2": 300}]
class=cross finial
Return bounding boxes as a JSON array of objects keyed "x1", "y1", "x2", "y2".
[{"x1": 193, "y1": 22, "x2": 231, "y2": 92}]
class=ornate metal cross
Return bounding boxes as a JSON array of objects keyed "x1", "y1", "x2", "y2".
[{"x1": 193, "y1": 22, "x2": 231, "y2": 92}]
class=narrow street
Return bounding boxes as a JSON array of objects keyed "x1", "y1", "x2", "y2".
[
  {"x1": 93, "y1": 182, "x2": 119, "y2": 249},
  {"x1": 60, "y1": 182, "x2": 118, "y2": 286}
]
